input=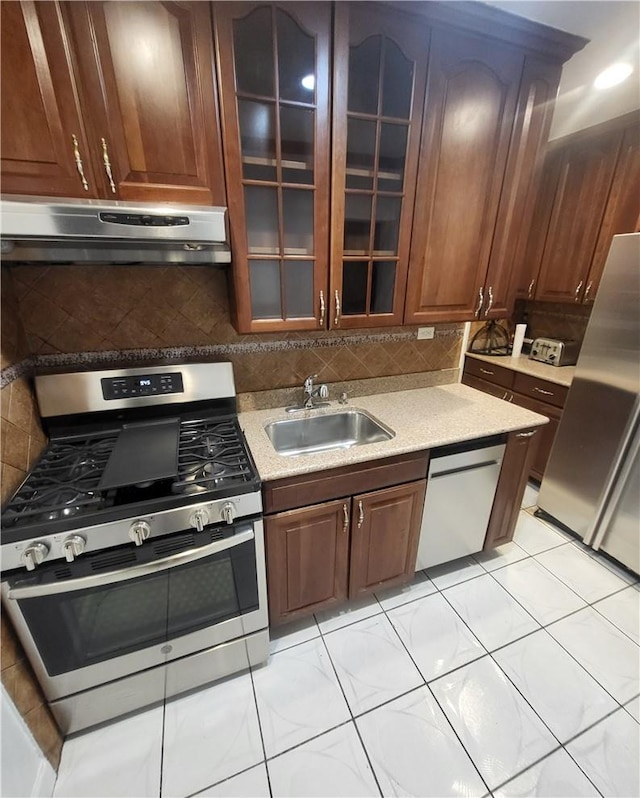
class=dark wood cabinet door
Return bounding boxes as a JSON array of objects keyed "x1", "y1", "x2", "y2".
[
  {"x1": 462, "y1": 373, "x2": 511, "y2": 401},
  {"x1": 405, "y1": 30, "x2": 523, "y2": 324},
  {"x1": 330, "y1": 3, "x2": 429, "y2": 329},
  {"x1": 509, "y1": 392, "x2": 562, "y2": 482},
  {"x1": 535, "y1": 129, "x2": 622, "y2": 303},
  {"x1": 1, "y1": 0, "x2": 98, "y2": 198},
  {"x1": 349, "y1": 480, "x2": 426, "y2": 598},
  {"x1": 585, "y1": 121, "x2": 640, "y2": 303},
  {"x1": 265, "y1": 500, "x2": 349, "y2": 626},
  {"x1": 66, "y1": 1, "x2": 225, "y2": 204},
  {"x1": 215, "y1": 2, "x2": 331, "y2": 333},
  {"x1": 485, "y1": 428, "x2": 539, "y2": 549},
  {"x1": 488, "y1": 56, "x2": 562, "y2": 316}
]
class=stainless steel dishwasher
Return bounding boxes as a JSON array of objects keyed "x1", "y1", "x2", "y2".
[{"x1": 415, "y1": 435, "x2": 506, "y2": 570}]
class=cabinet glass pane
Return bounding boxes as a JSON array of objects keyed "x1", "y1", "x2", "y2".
[
  {"x1": 342, "y1": 261, "x2": 368, "y2": 315},
  {"x1": 374, "y1": 196, "x2": 401, "y2": 254},
  {"x1": 250, "y1": 260, "x2": 281, "y2": 319},
  {"x1": 378, "y1": 123, "x2": 407, "y2": 191},
  {"x1": 280, "y1": 106, "x2": 314, "y2": 185},
  {"x1": 381, "y1": 39, "x2": 413, "y2": 120},
  {"x1": 283, "y1": 189, "x2": 313, "y2": 254},
  {"x1": 346, "y1": 117, "x2": 376, "y2": 190},
  {"x1": 348, "y1": 36, "x2": 381, "y2": 115},
  {"x1": 371, "y1": 261, "x2": 396, "y2": 313},
  {"x1": 239, "y1": 100, "x2": 276, "y2": 181},
  {"x1": 234, "y1": 8, "x2": 274, "y2": 97},
  {"x1": 344, "y1": 194, "x2": 372, "y2": 254},
  {"x1": 277, "y1": 9, "x2": 315, "y2": 104},
  {"x1": 283, "y1": 260, "x2": 314, "y2": 318},
  {"x1": 245, "y1": 186, "x2": 279, "y2": 254}
]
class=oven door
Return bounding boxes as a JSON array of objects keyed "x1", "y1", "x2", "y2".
[{"x1": 1, "y1": 518, "x2": 267, "y2": 701}]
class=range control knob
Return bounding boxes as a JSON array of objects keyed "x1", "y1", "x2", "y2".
[
  {"x1": 129, "y1": 520, "x2": 151, "y2": 547},
  {"x1": 190, "y1": 508, "x2": 209, "y2": 532},
  {"x1": 22, "y1": 542, "x2": 49, "y2": 571},
  {"x1": 62, "y1": 535, "x2": 86, "y2": 562},
  {"x1": 220, "y1": 502, "x2": 236, "y2": 525}
]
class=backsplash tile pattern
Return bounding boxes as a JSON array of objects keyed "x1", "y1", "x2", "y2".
[
  {"x1": 516, "y1": 300, "x2": 592, "y2": 344},
  {"x1": 1, "y1": 266, "x2": 29, "y2": 371},
  {"x1": 9, "y1": 265, "x2": 463, "y2": 392}
]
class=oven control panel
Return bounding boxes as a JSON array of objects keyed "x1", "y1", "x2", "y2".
[{"x1": 101, "y1": 373, "x2": 184, "y2": 400}]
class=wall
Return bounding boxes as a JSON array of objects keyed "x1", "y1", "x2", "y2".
[
  {"x1": 9, "y1": 264, "x2": 463, "y2": 394},
  {"x1": 515, "y1": 299, "x2": 592, "y2": 345},
  {"x1": 1, "y1": 267, "x2": 63, "y2": 771}
]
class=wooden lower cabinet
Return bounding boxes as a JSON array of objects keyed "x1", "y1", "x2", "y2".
[
  {"x1": 264, "y1": 500, "x2": 349, "y2": 626},
  {"x1": 509, "y1": 392, "x2": 563, "y2": 481},
  {"x1": 349, "y1": 480, "x2": 427, "y2": 600},
  {"x1": 264, "y1": 479, "x2": 427, "y2": 626},
  {"x1": 484, "y1": 428, "x2": 539, "y2": 549}
]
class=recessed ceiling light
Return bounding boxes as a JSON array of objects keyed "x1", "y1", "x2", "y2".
[
  {"x1": 301, "y1": 74, "x2": 315, "y2": 91},
  {"x1": 594, "y1": 63, "x2": 633, "y2": 90}
]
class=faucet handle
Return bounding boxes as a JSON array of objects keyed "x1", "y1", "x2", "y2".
[{"x1": 318, "y1": 384, "x2": 329, "y2": 399}]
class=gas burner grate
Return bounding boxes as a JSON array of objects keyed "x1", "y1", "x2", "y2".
[
  {"x1": 2, "y1": 435, "x2": 117, "y2": 527},
  {"x1": 173, "y1": 418, "x2": 254, "y2": 493}
]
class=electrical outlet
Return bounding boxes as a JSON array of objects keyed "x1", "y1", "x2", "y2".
[{"x1": 417, "y1": 327, "x2": 435, "y2": 340}]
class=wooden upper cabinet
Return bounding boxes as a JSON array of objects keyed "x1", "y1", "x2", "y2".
[
  {"x1": 329, "y1": 4, "x2": 429, "y2": 329},
  {"x1": 349, "y1": 480, "x2": 426, "y2": 598},
  {"x1": 585, "y1": 122, "x2": 640, "y2": 302},
  {"x1": 404, "y1": 30, "x2": 523, "y2": 324},
  {"x1": 489, "y1": 56, "x2": 562, "y2": 315},
  {"x1": 64, "y1": 1, "x2": 225, "y2": 205},
  {"x1": 215, "y1": 2, "x2": 331, "y2": 333},
  {"x1": 0, "y1": 1, "x2": 98, "y2": 198},
  {"x1": 534, "y1": 128, "x2": 622, "y2": 304}
]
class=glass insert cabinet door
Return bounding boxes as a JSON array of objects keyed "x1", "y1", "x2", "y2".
[
  {"x1": 215, "y1": 2, "x2": 330, "y2": 333},
  {"x1": 330, "y1": 4, "x2": 429, "y2": 328}
]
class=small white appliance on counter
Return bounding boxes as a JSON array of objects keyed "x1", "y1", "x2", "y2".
[
  {"x1": 0, "y1": 363, "x2": 268, "y2": 734},
  {"x1": 415, "y1": 435, "x2": 506, "y2": 570}
]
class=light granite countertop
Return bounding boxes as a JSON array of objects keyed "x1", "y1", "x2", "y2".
[
  {"x1": 466, "y1": 352, "x2": 576, "y2": 387},
  {"x1": 239, "y1": 382, "x2": 548, "y2": 482}
]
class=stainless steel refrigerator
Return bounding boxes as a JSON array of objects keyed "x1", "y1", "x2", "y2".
[{"x1": 537, "y1": 232, "x2": 640, "y2": 575}]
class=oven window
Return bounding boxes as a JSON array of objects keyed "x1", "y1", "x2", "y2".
[{"x1": 16, "y1": 536, "x2": 258, "y2": 677}]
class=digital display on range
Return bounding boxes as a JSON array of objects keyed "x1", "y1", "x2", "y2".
[{"x1": 101, "y1": 373, "x2": 184, "y2": 400}]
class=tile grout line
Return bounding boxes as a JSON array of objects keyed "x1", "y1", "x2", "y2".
[
  {"x1": 315, "y1": 609, "x2": 386, "y2": 798},
  {"x1": 248, "y1": 663, "x2": 274, "y2": 798}
]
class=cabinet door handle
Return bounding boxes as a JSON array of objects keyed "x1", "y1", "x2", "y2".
[
  {"x1": 484, "y1": 285, "x2": 494, "y2": 317},
  {"x1": 574, "y1": 280, "x2": 583, "y2": 302},
  {"x1": 334, "y1": 290, "x2": 341, "y2": 327},
  {"x1": 532, "y1": 386, "x2": 554, "y2": 396},
  {"x1": 319, "y1": 290, "x2": 325, "y2": 327},
  {"x1": 501, "y1": 391, "x2": 508, "y2": 400},
  {"x1": 101, "y1": 137, "x2": 117, "y2": 193},
  {"x1": 342, "y1": 503, "x2": 349, "y2": 533},
  {"x1": 474, "y1": 286, "x2": 484, "y2": 318},
  {"x1": 508, "y1": 393, "x2": 513, "y2": 402},
  {"x1": 516, "y1": 430, "x2": 537, "y2": 438},
  {"x1": 479, "y1": 367, "x2": 494, "y2": 376},
  {"x1": 527, "y1": 279, "x2": 535, "y2": 298},
  {"x1": 357, "y1": 500, "x2": 364, "y2": 528},
  {"x1": 584, "y1": 281, "x2": 593, "y2": 301},
  {"x1": 71, "y1": 134, "x2": 89, "y2": 191}
]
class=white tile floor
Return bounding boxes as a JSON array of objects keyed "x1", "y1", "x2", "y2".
[{"x1": 53, "y1": 485, "x2": 640, "y2": 798}]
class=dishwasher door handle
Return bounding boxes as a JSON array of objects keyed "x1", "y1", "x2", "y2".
[{"x1": 430, "y1": 459, "x2": 502, "y2": 479}]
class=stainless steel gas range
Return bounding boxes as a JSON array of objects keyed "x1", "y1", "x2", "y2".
[{"x1": 0, "y1": 363, "x2": 268, "y2": 734}]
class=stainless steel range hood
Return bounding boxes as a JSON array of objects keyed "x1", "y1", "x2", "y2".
[{"x1": 0, "y1": 196, "x2": 230, "y2": 265}]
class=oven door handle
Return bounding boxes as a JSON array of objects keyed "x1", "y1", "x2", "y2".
[{"x1": 7, "y1": 529, "x2": 255, "y2": 600}]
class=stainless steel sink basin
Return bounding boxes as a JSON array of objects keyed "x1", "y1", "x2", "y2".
[{"x1": 264, "y1": 409, "x2": 395, "y2": 457}]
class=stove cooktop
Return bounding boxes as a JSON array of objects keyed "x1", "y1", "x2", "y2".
[{"x1": 2, "y1": 415, "x2": 259, "y2": 542}]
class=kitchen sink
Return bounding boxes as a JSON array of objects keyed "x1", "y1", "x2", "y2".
[{"x1": 264, "y1": 409, "x2": 395, "y2": 456}]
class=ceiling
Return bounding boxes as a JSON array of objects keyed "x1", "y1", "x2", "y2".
[{"x1": 485, "y1": 1, "x2": 640, "y2": 138}]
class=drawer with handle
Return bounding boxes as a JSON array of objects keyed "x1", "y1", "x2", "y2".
[
  {"x1": 512, "y1": 373, "x2": 568, "y2": 408},
  {"x1": 464, "y1": 357, "x2": 514, "y2": 389}
]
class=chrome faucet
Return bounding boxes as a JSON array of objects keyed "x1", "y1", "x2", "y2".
[{"x1": 303, "y1": 374, "x2": 329, "y2": 408}]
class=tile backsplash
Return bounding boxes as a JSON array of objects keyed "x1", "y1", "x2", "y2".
[
  {"x1": 515, "y1": 299, "x2": 592, "y2": 345},
  {"x1": 8, "y1": 265, "x2": 464, "y2": 393}
]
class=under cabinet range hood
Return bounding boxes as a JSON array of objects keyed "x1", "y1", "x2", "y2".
[{"x1": 0, "y1": 196, "x2": 230, "y2": 265}]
